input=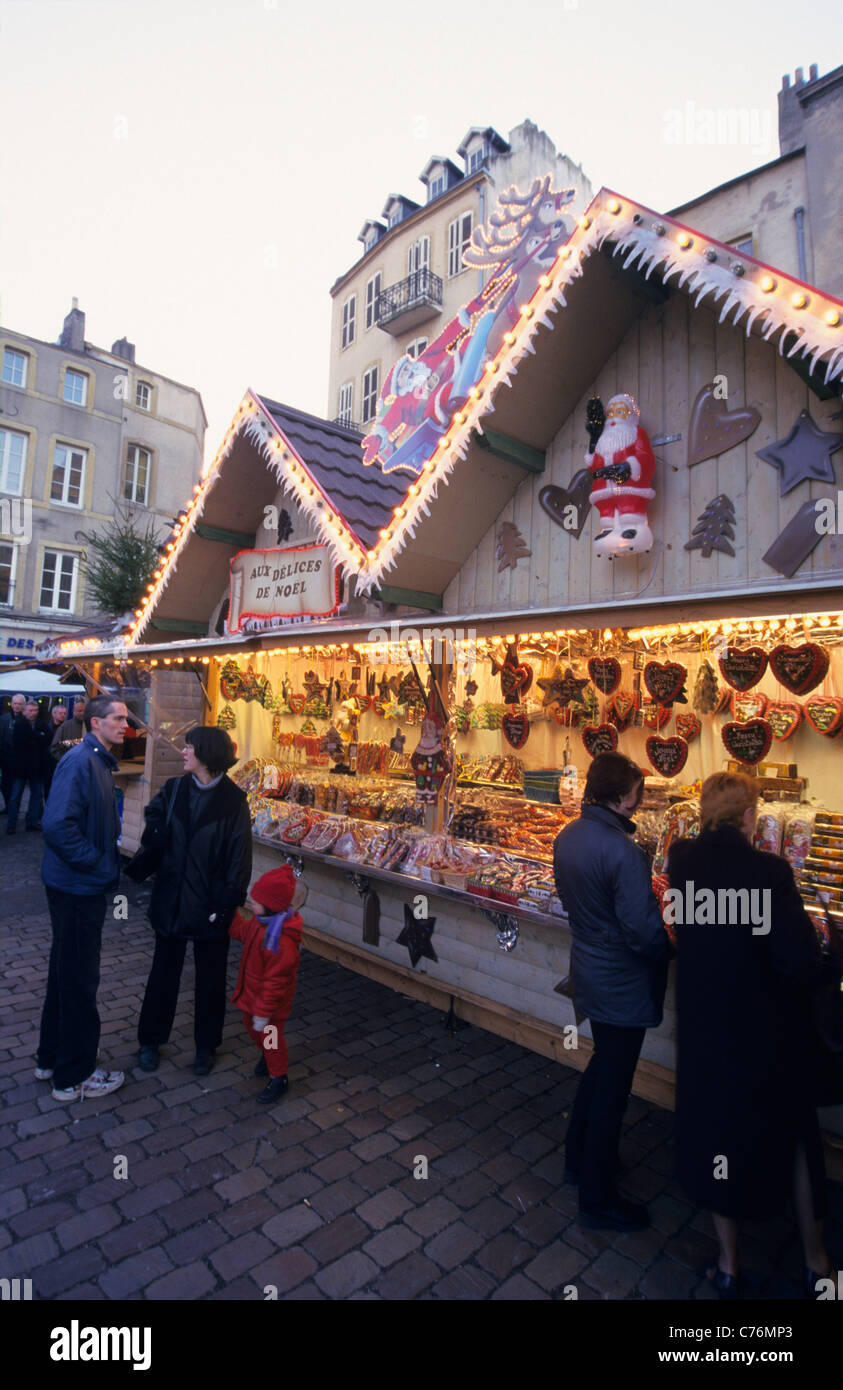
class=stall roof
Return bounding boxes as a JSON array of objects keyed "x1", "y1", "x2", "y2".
[{"x1": 0, "y1": 669, "x2": 86, "y2": 695}]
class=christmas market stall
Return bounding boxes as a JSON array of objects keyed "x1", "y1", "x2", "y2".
[{"x1": 59, "y1": 181, "x2": 843, "y2": 1131}]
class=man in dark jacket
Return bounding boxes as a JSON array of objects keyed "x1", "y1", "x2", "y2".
[
  {"x1": 0, "y1": 692, "x2": 26, "y2": 810},
  {"x1": 553, "y1": 751, "x2": 670, "y2": 1230},
  {"x1": 36, "y1": 696, "x2": 129, "y2": 1101},
  {"x1": 6, "y1": 700, "x2": 51, "y2": 833},
  {"x1": 49, "y1": 697, "x2": 87, "y2": 766}
]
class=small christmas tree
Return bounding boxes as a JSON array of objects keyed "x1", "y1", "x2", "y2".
[
  {"x1": 685, "y1": 495, "x2": 736, "y2": 558},
  {"x1": 693, "y1": 659, "x2": 719, "y2": 714},
  {"x1": 217, "y1": 704, "x2": 236, "y2": 730},
  {"x1": 496, "y1": 522, "x2": 532, "y2": 573}
]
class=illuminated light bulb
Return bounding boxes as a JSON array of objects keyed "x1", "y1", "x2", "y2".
[
  {"x1": 379, "y1": 528, "x2": 390, "y2": 539},
  {"x1": 603, "y1": 628, "x2": 612, "y2": 641},
  {"x1": 539, "y1": 275, "x2": 551, "y2": 288},
  {"x1": 825, "y1": 309, "x2": 841, "y2": 327},
  {"x1": 166, "y1": 542, "x2": 174, "y2": 551},
  {"x1": 607, "y1": 198, "x2": 621, "y2": 214},
  {"x1": 147, "y1": 584, "x2": 155, "y2": 593},
  {"x1": 176, "y1": 657, "x2": 184, "y2": 664},
  {"x1": 469, "y1": 386, "x2": 480, "y2": 399},
  {"x1": 579, "y1": 217, "x2": 591, "y2": 230},
  {"x1": 202, "y1": 657, "x2": 209, "y2": 665},
  {"x1": 785, "y1": 617, "x2": 797, "y2": 630},
  {"x1": 394, "y1": 506, "x2": 405, "y2": 517},
  {"x1": 760, "y1": 274, "x2": 776, "y2": 292},
  {"x1": 134, "y1": 609, "x2": 142, "y2": 617},
  {"x1": 677, "y1": 233, "x2": 693, "y2": 250},
  {"x1": 520, "y1": 305, "x2": 533, "y2": 318},
  {"x1": 503, "y1": 332, "x2": 515, "y2": 345},
  {"x1": 819, "y1": 616, "x2": 831, "y2": 627},
  {"x1": 408, "y1": 484, "x2": 419, "y2": 496},
  {"x1": 150, "y1": 659, "x2": 158, "y2": 667},
  {"x1": 163, "y1": 658, "x2": 171, "y2": 665},
  {"x1": 791, "y1": 291, "x2": 808, "y2": 308}
]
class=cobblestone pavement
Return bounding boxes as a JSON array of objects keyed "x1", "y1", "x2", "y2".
[{"x1": 1, "y1": 822, "x2": 841, "y2": 1301}]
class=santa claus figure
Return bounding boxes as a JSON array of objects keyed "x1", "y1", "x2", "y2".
[
  {"x1": 410, "y1": 702, "x2": 451, "y2": 805},
  {"x1": 586, "y1": 393, "x2": 656, "y2": 558}
]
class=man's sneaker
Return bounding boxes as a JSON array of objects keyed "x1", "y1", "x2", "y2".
[
  {"x1": 52, "y1": 1068, "x2": 125, "y2": 1102},
  {"x1": 34, "y1": 1065, "x2": 54, "y2": 1081}
]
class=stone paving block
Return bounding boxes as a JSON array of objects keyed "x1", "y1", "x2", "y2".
[
  {"x1": 372, "y1": 1250, "x2": 440, "y2": 1299},
  {"x1": 490, "y1": 1273, "x2": 550, "y2": 1300},
  {"x1": 159, "y1": 1188, "x2": 224, "y2": 1232},
  {"x1": 1, "y1": 1229, "x2": 59, "y2": 1274},
  {"x1": 423, "y1": 1220, "x2": 485, "y2": 1271},
  {"x1": 464, "y1": 1196, "x2": 515, "y2": 1238},
  {"x1": 262, "y1": 1203, "x2": 325, "y2": 1249},
  {"x1": 663, "y1": 1228, "x2": 720, "y2": 1272},
  {"x1": 214, "y1": 1167, "x2": 272, "y2": 1204},
  {"x1": 522, "y1": 1241, "x2": 585, "y2": 1293},
  {"x1": 117, "y1": 1178, "x2": 183, "y2": 1220},
  {"x1": 209, "y1": 1231, "x2": 275, "y2": 1282},
  {"x1": 34, "y1": 1245, "x2": 107, "y2": 1299},
  {"x1": 99, "y1": 1213, "x2": 168, "y2": 1262},
  {"x1": 356, "y1": 1187, "x2": 414, "y2": 1231},
  {"x1": 251, "y1": 1247, "x2": 319, "y2": 1297},
  {"x1": 308, "y1": 1178, "x2": 369, "y2": 1222},
  {"x1": 54, "y1": 1204, "x2": 121, "y2": 1252},
  {"x1": 430, "y1": 1266, "x2": 497, "y2": 1299},
  {"x1": 612, "y1": 1225, "x2": 670, "y2": 1267},
  {"x1": 216, "y1": 1193, "x2": 279, "y2": 1238},
  {"x1": 9, "y1": 1199, "x2": 75, "y2": 1239},
  {"x1": 98, "y1": 1248, "x2": 174, "y2": 1298},
  {"x1": 476, "y1": 1231, "x2": 539, "y2": 1280},
  {"x1": 579, "y1": 1249, "x2": 642, "y2": 1298},
  {"x1": 301, "y1": 1212, "x2": 369, "y2": 1265},
  {"x1": 163, "y1": 1220, "x2": 229, "y2": 1266},
  {"x1": 314, "y1": 1250, "x2": 378, "y2": 1299},
  {"x1": 638, "y1": 1255, "x2": 700, "y2": 1300},
  {"x1": 362, "y1": 1222, "x2": 422, "y2": 1268},
  {"x1": 404, "y1": 1196, "x2": 461, "y2": 1237},
  {"x1": 145, "y1": 1261, "x2": 218, "y2": 1301}
]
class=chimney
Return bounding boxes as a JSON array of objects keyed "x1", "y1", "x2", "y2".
[
  {"x1": 778, "y1": 66, "x2": 810, "y2": 156},
  {"x1": 111, "y1": 337, "x2": 136, "y2": 364},
  {"x1": 59, "y1": 300, "x2": 85, "y2": 353},
  {"x1": 809, "y1": 63, "x2": 818, "y2": 81}
]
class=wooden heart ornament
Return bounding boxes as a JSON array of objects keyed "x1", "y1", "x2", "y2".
[
  {"x1": 356, "y1": 694, "x2": 374, "y2": 714},
  {"x1": 675, "y1": 712, "x2": 701, "y2": 743},
  {"x1": 687, "y1": 383, "x2": 761, "y2": 467},
  {"x1": 730, "y1": 690, "x2": 768, "y2": 723},
  {"x1": 502, "y1": 711, "x2": 530, "y2": 750},
  {"x1": 768, "y1": 643, "x2": 830, "y2": 696},
  {"x1": 642, "y1": 702, "x2": 672, "y2": 730},
  {"x1": 608, "y1": 690, "x2": 636, "y2": 731},
  {"x1": 588, "y1": 656, "x2": 621, "y2": 696},
  {"x1": 493, "y1": 643, "x2": 534, "y2": 705},
  {"x1": 581, "y1": 723, "x2": 619, "y2": 757},
  {"x1": 646, "y1": 735, "x2": 689, "y2": 778},
  {"x1": 643, "y1": 661, "x2": 688, "y2": 706},
  {"x1": 288, "y1": 694, "x2": 306, "y2": 715},
  {"x1": 718, "y1": 646, "x2": 768, "y2": 691},
  {"x1": 721, "y1": 719, "x2": 773, "y2": 765},
  {"x1": 766, "y1": 701, "x2": 802, "y2": 741},
  {"x1": 804, "y1": 696, "x2": 843, "y2": 738}
]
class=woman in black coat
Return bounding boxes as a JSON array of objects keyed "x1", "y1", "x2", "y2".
[
  {"x1": 136, "y1": 726, "x2": 251, "y2": 1077},
  {"x1": 667, "y1": 771, "x2": 832, "y2": 1298}
]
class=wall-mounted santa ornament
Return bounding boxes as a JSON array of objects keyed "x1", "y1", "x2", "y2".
[{"x1": 586, "y1": 394, "x2": 656, "y2": 558}]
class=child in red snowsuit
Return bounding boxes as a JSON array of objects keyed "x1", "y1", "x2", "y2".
[{"x1": 229, "y1": 865, "x2": 306, "y2": 1105}]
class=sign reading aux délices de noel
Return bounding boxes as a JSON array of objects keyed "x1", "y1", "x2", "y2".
[{"x1": 227, "y1": 543, "x2": 340, "y2": 632}]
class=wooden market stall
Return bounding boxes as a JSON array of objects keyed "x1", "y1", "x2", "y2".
[{"x1": 62, "y1": 183, "x2": 843, "y2": 1142}]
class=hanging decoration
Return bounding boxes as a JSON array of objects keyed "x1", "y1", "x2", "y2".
[
  {"x1": 496, "y1": 522, "x2": 533, "y2": 572},
  {"x1": 766, "y1": 701, "x2": 803, "y2": 741},
  {"x1": 216, "y1": 704, "x2": 236, "y2": 731},
  {"x1": 804, "y1": 696, "x2": 843, "y2": 739},
  {"x1": 300, "y1": 718, "x2": 317, "y2": 736},
  {"x1": 721, "y1": 718, "x2": 773, "y2": 765},
  {"x1": 410, "y1": 699, "x2": 451, "y2": 804},
  {"x1": 685, "y1": 495, "x2": 736, "y2": 558},
  {"x1": 718, "y1": 646, "x2": 767, "y2": 692},
  {"x1": 756, "y1": 409, "x2": 843, "y2": 496},
  {"x1": 538, "y1": 472, "x2": 593, "y2": 539},
  {"x1": 608, "y1": 690, "x2": 636, "y2": 731},
  {"x1": 502, "y1": 710, "x2": 530, "y2": 750},
  {"x1": 397, "y1": 902, "x2": 438, "y2": 968},
  {"x1": 398, "y1": 671, "x2": 426, "y2": 710},
  {"x1": 714, "y1": 685, "x2": 733, "y2": 714},
  {"x1": 730, "y1": 690, "x2": 768, "y2": 723},
  {"x1": 675, "y1": 712, "x2": 701, "y2": 743},
  {"x1": 491, "y1": 643, "x2": 534, "y2": 705},
  {"x1": 288, "y1": 693, "x2": 306, "y2": 715},
  {"x1": 686, "y1": 384, "x2": 760, "y2": 467},
  {"x1": 581, "y1": 723, "x2": 619, "y2": 757},
  {"x1": 762, "y1": 498, "x2": 829, "y2": 579},
  {"x1": 642, "y1": 702, "x2": 672, "y2": 730},
  {"x1": 389, "y1": 729, "x2": 407, "y2": 754},
  {"x1": 588, "y1": 656, "x2": 622, "y2": 696},
  {"x1": 220, "y1": 660, "x2": 244, "y2": 702},
  {"x1": 586, "y1": 393, "x2": 656, "y2": 558},
  {"x1": 646, "y1": 735, "x2": 689, "y2": 778},
  {"x1": 768, "y1": 642, "x2": 830, "y2": 695},
  {"x1": 692, "y1": 659, "x2": 720, "y2": 714},
  {"x1": 643, "y1": 660, "x2": 688, "y2": 706},
  {"x1": 537, "y1": 666, "x2": 588, "y2": 708}
]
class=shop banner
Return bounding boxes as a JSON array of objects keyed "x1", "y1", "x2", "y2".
[{"x1": 227, "y1": 543, "x2": 340, "y2": 632}]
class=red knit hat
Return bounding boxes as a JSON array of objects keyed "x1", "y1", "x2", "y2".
[{"x1": 250, "y1": 865, "x2": 296, "y2": 914}]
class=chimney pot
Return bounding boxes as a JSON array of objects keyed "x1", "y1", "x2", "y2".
[
  {"x1": 809, "y1": 62, "x2": 818, "y2": 80},
  {"x1": 72, "y1": 296, "x2": 79, "y2": 310},
  {"x1": 59, "y1": 302, "x2": 86, "y2": 353},
  {"x1": 782, "y1": 73, "x2": 790, "y2": 89},
  {"x1": 795, "y1": 66, "x2": 804, "y2": 84}
]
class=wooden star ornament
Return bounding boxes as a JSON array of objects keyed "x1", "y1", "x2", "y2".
[
  {"x1": 537, "y1": 666, "x2": 588, "y2": 709},
  {"x1": 756, "y1": 409, "x2": 843, "y2": 496},
  {"x1": 397, "y1": 903, "x2": 438, "y2": 968}
]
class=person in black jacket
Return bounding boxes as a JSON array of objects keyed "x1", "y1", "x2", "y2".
[
  {"x1": 136, "y1": 726, "x2": 251, "y2": 1077},
  {"x1": 667, "y1": 771, "x2": 833, "y2": 1299},
  {"x1": 6, "y1": 700, "x2": 51, "y2": 833},
  {"x1": 0, "y1": 692, "x2": 26, "y2": 811},
  {"x1": 553, "y1": 752, "x2": 671, "y2": 1231}
]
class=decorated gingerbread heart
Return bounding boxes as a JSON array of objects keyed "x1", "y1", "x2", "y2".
[
  {"x1": 730, "y1": 690, "x2": 768, "y2": 723},
  {"x1": 768, "y1": 643, "x2": 830, "y2": 696},
  {"x1": 588, "y1": 656, "x2": 622, "y2": 697},
  {"x1": 714, "y1": 684, "x2": 732, "y2": 714},
  {"x1": 645, "y1": 735, "x2": 689, "y2": 778},
  {"x1": 493, "y1": 643, "x2": 534, "y2": 705},
  {"x1": 502, "y1": 710, "x2": 530, "y2": 750},
  {"x1": 643, "y1": 661, "x2": 687, "y2": 706},
  {"x1": 288, "y1": 693, "x2": 306, "y2": 715},
  {"x1": 642, "y1": 702, "x2": 672, "y2": 730},
  {"x1": 766, "y1": 701, "x2": 802, "y2": 741},
  {"x1": 581, "y1": 723, "x2": 619, "y2": 757},
  {"x1": 608, "y1": 690, "x2": 636, "y2": 731},
  {"x1": 675, "y1": 712, "x2": 701, "y2": 743},
  {"x1": 718, "y1": 645, "x2": 768, "y2": 692},
  {"x1": 804, "y1": 695, "x2": 843, "y2": 738},
  {"x1": 721, "y1": 718, "x2": 773, "y2": 765}
]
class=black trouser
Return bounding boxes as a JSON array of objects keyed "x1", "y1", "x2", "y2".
[
  {"x1": 138, "y1": 933, "x2": 230, "y2": 1052},
  {"x1": 0, "y1": 762, "x2": 12, "y2": 811},
  {"x1": 565, "y1": 1019, "x2": 646, "y2": 1211},
  {"x1": 38, "y1": 888, "x2": 107, "y2": 1089}
]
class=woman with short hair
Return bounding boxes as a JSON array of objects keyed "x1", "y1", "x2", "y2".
[
  {"x1": 668, "y1": 771, "x2": 832, "y2": 1298},
  {"x1": 136, "y1": 726, "x2": 251, "y2": 1077}
]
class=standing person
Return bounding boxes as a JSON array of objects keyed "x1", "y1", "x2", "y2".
[
  {"x1": 0, "y1": 692, "x2": 26, "y2": 811},
  {"x1": 553, "y1": 752, "x2": 671, "y2": 1230},
  {"x1": 50, "y1": 696, "x2": 87, "y2": 766},
  {"x1": 43, "y1": 705, "x2": 68, "y2": 799},
  {"x1": 667, "y1": 771, "x2": 834, "y2": 1299},
  {"x1": 136, "y1": 726, "x2": 251, "y2": 1077},
  {"x1": 6, "y1": 700, "x2": 51, "y2": 834},
  {"x1": 36, "y1": 696, "x2": 129, "y2": 1101}
]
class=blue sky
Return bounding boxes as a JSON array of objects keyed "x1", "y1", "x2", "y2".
[{"x1": 1, "y1": 0, "x2": 839, "y2": 456}]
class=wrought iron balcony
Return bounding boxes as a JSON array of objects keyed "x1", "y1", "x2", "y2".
[
  {"x1": 331, "y1": 415, "x2": 362, "y2": 434},
  {"x1": 375, "y1": 268, "x2": 443, "y2": 335}
]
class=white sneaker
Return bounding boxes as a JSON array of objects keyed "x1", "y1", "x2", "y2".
[
  {"x1": 34, "y1": 1066, "x2": 54, "y2": 1080},
  {"x1": 52, "y1": 1068, "x2": 125, "y2": 1101}
]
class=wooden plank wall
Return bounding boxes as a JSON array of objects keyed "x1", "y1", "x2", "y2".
[{"x1": 444, "y1": 293, "x2": 843, "y2": 616}]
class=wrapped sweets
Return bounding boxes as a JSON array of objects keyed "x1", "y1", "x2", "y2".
[
  {"x1": 782, "y1": 810, "x2": 815, "y2": 871},
  {"x1": 653, "y1": 799, "x2": 700, "y2": 875},
  {"x1": 753, "y1": 805, "x2": 785, "y2": 855}
]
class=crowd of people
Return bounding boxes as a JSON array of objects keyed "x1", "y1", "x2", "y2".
[
  {"x1": 3, "y1": 692, "x2": 840, "y2": 1299},
  {"x1": 0, "y1": 693, "x2": 87, "y2": 832}
]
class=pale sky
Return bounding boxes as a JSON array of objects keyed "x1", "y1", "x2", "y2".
[{"x1": 1, "y1": 0, "x2": 840, "y2": 458}]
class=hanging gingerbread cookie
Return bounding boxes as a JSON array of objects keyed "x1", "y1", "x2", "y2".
[{"x1": 491, "y1": 643, "x2": 533, "y2": 705}]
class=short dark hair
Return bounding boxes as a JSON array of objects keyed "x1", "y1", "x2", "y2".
[
  {"x1": 185, "y1": 725, "x2": 237, "y2": 775},
  {"x1": 583, "y1": 751, "x2": 644, "y2": 808},
  {"x1": 83, "y1": 696, "x2": 119, "y2": 730}
]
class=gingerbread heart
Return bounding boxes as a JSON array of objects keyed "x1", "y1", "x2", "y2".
[
  {"x1": 642, "y1": 702, "x2": 672, "y2": 730},
  {"x1": 675, "y1": 713, "x2": 701, "y2": 743},
  {"x1": 581, "y1": 723, "x2": 619, "y2": 757},
  {"x1": 730, "y1": 690, "x2": 768, "y2": 723},
  {"x1": 356, "y1": 694, "x2": 374, "y2": 714},
  {"x1": 502, "y1": 711, "x2": 530, "y2": 750},
  {"x1": 495, "y1": 643, "x2": 534, "y2": 705},
  {"x1": 687, "y1": 383, "x2": 761, "y2": 467},
  {"x1": 768, "y1": 643, "x2": 830, "y2": 696},
  {"x1": 714, "y1": 685, "x2": 732, "y2": 714},
  {"x1": 643, "y1": 661, "x2": 687, "y2": 706},
  {"x1": 538, "y1": 469, "x2": 592, "y2": 538},
  {"x1": 804, "y1": 695, "x2": 843, "y2": 738},
  {"x1": 588, "y1": 656, "x2": 621, "y2": 696},
  {"x1": 288, "y1": 694, "x2": 306, "y2": 715},
  {"x1": 645, "y1": 735, "x2": 689, "y2": 778},
  {"x1": 766, "y1": 701, "x2": 802, "y2": 741},
  {"x1": 718, "y1": 646, "x2": 768, "y2": 692},
  {"x1": 721, "y1": 718, "x2": 773, "y2": 765},
  {"x1": 608, "y1": 690, "x2": 636, "y2": 731}
]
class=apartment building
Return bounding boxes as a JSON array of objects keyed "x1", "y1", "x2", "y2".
[
  {"x1": 0, "y1": 301, "x2": 206, "y2": 656},
  {"x1": 327, "y1": 121, "x2": 593, "y2": 432}
]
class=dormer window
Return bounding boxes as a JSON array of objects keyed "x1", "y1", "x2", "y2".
[
  {"x1": 428, "y1": 176, "x2": 445, "y2": 201},
  {"x1": 388, "y1": 206, "x2": 402, "y2": 228},
  {"x1": 468, "y1": 143, "x2": 488, "y2": 173}
]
